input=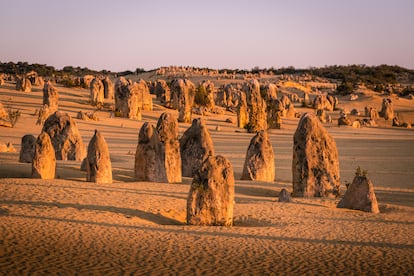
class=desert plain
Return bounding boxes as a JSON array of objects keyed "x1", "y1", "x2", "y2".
[{"x1": 0, "y1": 72, "x2": 413, "y2": 275}]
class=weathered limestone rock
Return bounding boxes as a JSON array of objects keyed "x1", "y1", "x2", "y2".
[
  {"x1": 365, "y1": 106, "x2": 379, "y2": 120},
  {"x1": 36, "y1": 104, "x2": 50, "y2": 126},
  {"x1": 292, "y1": 113, "x2": 340, "y2": 198},
  {"x1": 19, "y1": 134, "x2": 36, "y2": 163},
  {"x1": 86, "y1": 130, "x2": 112, "y2": 183},
  {"x1": 32, "y1": 132, "x2": 56, "y2": 179},
  {"x1": 16, "y1": 77, "x2": 32, "y2": 92},
  {"x1": 180, "y1": 118, "x2": 215, "y2": 177},
  {"x1": 289, "y1": 93, "x2": 300, "y2": 103},
  {"x1": 241, "y1": 130, "x2": 275, "y2": 182},
  {"x1": 261, "y1": 83, "x2": 278, "y2": 102},
  {"x1": 114, "y1": 78, "x2": 152, "y2": 119},
  {"x1": 43, "y1": 81, "x2": 59, "y2": 112},
  {"x1": 313, "y1": 95, "x2": 333, "y2": 111},
  {"x1": 237, "y1": 92, "x2": 249, "y2": 129},
  {"x1": 337, "y1": 175, "x2": 380, "y2": 213},
  {"x1": 156, "y1": 112, "x2": 182, "y2": 183},
  {"x1": 0, "y1": 142, "x2": 16, "y2": 152},
  {"x1": 90, "y1": 78, "x2": 104, "y2": 106},
  {"x1": 26, "y1": 71, "x2": 44, "y2": 86},
  {"x1": 154, "y1": 79, "x2": 171, "y2": 104},
  {"x1": 82, "y1": 75, "x2": 95, "y2": 88},
  {"x1": 316, "y1": 109, "x2": 328, "y2": 123},
  {"x1": 303, "y1": 92, "x2": 311, "y2": 106},
  {"x1": 137, "y1": 79, "x2": 153, "y2": 111},
  {"x1": 338, "y1": 114, "x2": 352, "y2": 126},
  {"x1": 187, "y1": 155, "x2": 235, "y2": 226},
  {"x1": 243, "y1": 79, "x2": 267, "y2": 132},
  {"x1": 380, "y1": 98, "x2": 394, "y2": 120},
  {"x1": 102, "y1": 76, "x2": 114, "y2": 99},
  {"x1": 0, "y1": 102, "x2": 7, "y2": 120},
  {"x1": 278, "y1": 188, "x2": 292, "y2": 203},
  {"x1": 42, "y1": 111, "x2": 86, "y2": 161},
  {"x1": 199, "y1": 80, "x2": 216, "y2": 111},
  {"x1": 134, "y1": 123, "x2": 167, "y2": 182},
  {"x1": 170, "y1": 79, "x2": 195, "y2": 123}
]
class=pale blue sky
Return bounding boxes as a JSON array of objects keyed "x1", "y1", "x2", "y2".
[{"x1": 1, "y1": 0, "x2": 413, "y2": 71}]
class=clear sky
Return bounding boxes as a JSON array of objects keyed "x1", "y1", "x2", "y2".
[{"x1": 1, "y1": 0, "x2": 413, "y2": 71}]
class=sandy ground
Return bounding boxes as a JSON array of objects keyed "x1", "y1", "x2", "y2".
[{"x1": 0, "y1": 81, "x2": 413, "y2": 275}]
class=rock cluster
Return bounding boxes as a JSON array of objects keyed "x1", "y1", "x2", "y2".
[
  {"x1": 115, "y1": 77, "x2": 152, "y2": 119},
  {"x1": 187, "y1": 155, "x2": 235, "y2": 226},
  {"x1": 292, "y1": 113, "x2": 340, "y2": 198},
  {"x1": 241, "y1": 130, "x2": 275, "y2": 182},
  {"x1": 170, "y1": 79, "x2": 196, "y2": 123},
  {"x1": 180, "y1": 118, "x2": 215, "y2": 177},
  {"x1": 154, "y1": 79, "x2": 171, "y2": 104},
  {"x1": 42, "y1": 111, "x2": 86, "y2": 161}
]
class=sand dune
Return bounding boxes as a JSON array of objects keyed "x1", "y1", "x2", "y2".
[{"x1": 0, "y1": 81, "x2": 413, "y2": 274}]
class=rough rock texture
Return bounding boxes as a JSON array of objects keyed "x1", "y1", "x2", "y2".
[
  {"x1": 187, "y1": 155, "x2": 235, "y2": 226},
  {"x1": 0, "y1": 142, "x2": 16, "y2": 152},
  {"x1": 86, "y1": 130, "x2": 112, "y2": 183},
  {"x1": 261, "y1": 83, "x2": 278, "y2": 102},
  {"x1": 19, "y1": 134, "x2": 36, "y2": 163},
  {"x1": 292, "y1": 113, "x2": 340, "y2": 198},
  {"x1": 154, "y1": 79, "x2": 171, "y2": 104},
  {"x1": 337, "y1": 175, "x2": 380, "y2": 213},
  {"x1": 42, "y1": 111, "x2": 86, "y2": 161},
  {"x1": 223, "y1": 84, "x2": 241, "y2": 108},
  {"x1": 16, "y1": 77, "x2": 32, "y2": 92},
  {"x1": 26, "y1": 71, "x2": 44, "y2": 86},
  {"x1": 365, "y1": 106, "x2": 380, "y2": 120},
  {"x1": 278, "y1": 188, "x2": 292, "y2": 203},
  {"x1": 32, "y1": 132, "x2": 56, "y2": 179},
  {"x1": 170, "y1": 79, "x2": 196, "y2": 123},
  {"x1": 338, "y1": 114, "x2": 352, "y2": 126},
  {"x1": 114, "y1": 78, "x2": 152, "y2": 119},
  {"x1": 313, "y1": 95, "x2": 333, "y2": 111},
  {"x1": 135, "y1": 123, "x2": 167, "y2": 182},
  {"x1": 243, "y1": 79, "x2": 267, "y2": 133},
  {"x1": 380, "y1": 98, "x2": 394, "y2": 120},
  {"x1": 199, "y1": 80, "x2": 216, "y2": 111},
  {"x1": 156, "y1": 112, "x2": 182, "y2": 183},
  {"x1": 102, "y1": 77, "x2": 114, "y2": 99},
  {"x1": 237, "y1": 92, "x2": 249, "y2": 129},
  {"x1": 0, "y1": 102, "x2": 7, "y2": 120},
  {"x1": 43, "y1": 81, "x2": 59, "y2": 112},
  {"x1": 241, "y1": 130, "x2": 275, "y2": 181},
  {"x1": 180, "y1": 118, "x2": 215, "y2": 177},
  {"x1": 90, "y1": 78, "x2": 104, "y2": 106},
  {"x1": 316, "y1": 109, "x2": 328, "y2": 123},
  {"x1": 82, "y1": 75, "x2": 95, "y2": 88},
  {"x1": 36, "y1": 104, "x2": 51, "y2": 126},
  {"x1": 137, "y1": 79, "x2": 153, "y2": 111}
]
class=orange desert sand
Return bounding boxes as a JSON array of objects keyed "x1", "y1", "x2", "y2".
[{"x1": 0, "y1": 80, "x2": 413, "y2": 275}]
